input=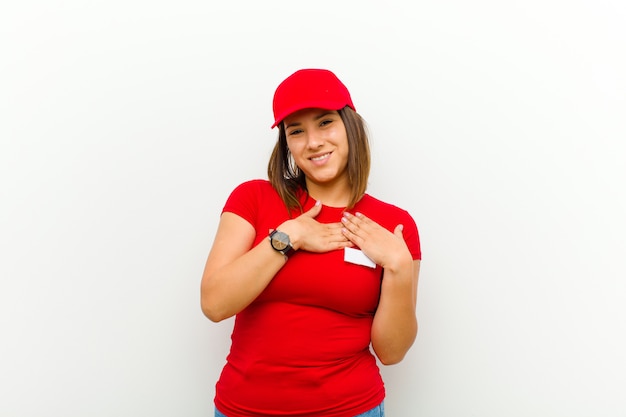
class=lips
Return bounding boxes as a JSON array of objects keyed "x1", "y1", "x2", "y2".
[{"x1": 310, "y1": 152, "x2": 331, "y2": 162}]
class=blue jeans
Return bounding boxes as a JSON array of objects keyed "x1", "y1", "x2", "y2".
[
  {"x1": 215, "y1": 401, "x2": 384, "y2": 417},
  {"x1": 354, "y1": 401, "x2": 385, "y2": 417}
]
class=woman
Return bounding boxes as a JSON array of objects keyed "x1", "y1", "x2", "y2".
[{"x1": 201, "y1": 68, "x2": 421, "y2": 417}]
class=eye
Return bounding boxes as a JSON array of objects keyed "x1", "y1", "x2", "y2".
[
  {"x1": 287, "y1": 128, "x2": 303, "y2": 136},
  {"x1": 319, "y1": 119, "x2": 333, "y2": 127}
]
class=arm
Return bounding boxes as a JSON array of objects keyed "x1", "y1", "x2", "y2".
[
  {"x1": 200, "y1": 212, "x2": 286, "y2": 322},
  {"x1": 201, "y1": 202, "x2": 353, "y2": 322},
  {"x1": 341, "y1": 213, "x2": 421, "y2": 365},
  {"x1": 371, "y1": 259, "x2": 420, "y2": 365}
]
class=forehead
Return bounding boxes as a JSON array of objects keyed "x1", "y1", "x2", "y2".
[{"x1": 283, "y1": 108, "x2": 339, "y2": 125}]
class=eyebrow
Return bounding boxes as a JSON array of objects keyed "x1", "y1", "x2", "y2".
[{"x1": 285, "y1": 112, "x2": 335, "y2": 129}]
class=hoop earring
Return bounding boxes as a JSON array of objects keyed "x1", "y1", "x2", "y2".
[{"x1": 287, "y1": 152, "x2": 300, "y2": 179}]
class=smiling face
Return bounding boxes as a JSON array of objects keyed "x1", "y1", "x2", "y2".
[{"x1": 283, "y1": 108, "x2": 350, "y2": 195}]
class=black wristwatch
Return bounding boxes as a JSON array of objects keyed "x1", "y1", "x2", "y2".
[{"x1": 269, "y1": 229, "x2": 295, "y2": 259}]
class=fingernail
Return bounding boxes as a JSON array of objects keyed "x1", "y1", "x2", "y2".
[{"x1": 315, "y1": 200, "x2": 321, "y2": 206}]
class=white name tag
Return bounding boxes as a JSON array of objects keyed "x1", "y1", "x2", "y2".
[{"x1": 344, "y1": 247, "x2": 376, "y2": 268}]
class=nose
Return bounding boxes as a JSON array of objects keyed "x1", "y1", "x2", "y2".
[{"x1": 305, "y1": 131, "x2": 324, "y2": 149}]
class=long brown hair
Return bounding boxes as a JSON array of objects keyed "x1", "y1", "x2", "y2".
[{"x1": 267, "y1": 107, "x2": 371, "y2": 213}]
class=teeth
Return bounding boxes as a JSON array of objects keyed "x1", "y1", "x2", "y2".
[{"x1": 311, "y1": 153, "x2": 330, "y2": 161}]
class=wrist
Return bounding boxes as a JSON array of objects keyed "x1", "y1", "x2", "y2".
[{"x1": 382, "y1": 251, "x2": 413, "y2": 273}]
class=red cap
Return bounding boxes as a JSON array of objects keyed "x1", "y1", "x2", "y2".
[{"x1": 271, "y1": 69, "x2": 356, "y2": 128}]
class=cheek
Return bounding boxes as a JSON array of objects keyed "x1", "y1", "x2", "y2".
[
  {"x1": 328, "y1": 126, "x2": 348, "y2": 145},
  {"x1": 287, "y1": 144, "x2": 302, "y2": 160},
  {"x1": 286, "y1": 137, "x2": 303, "y2": 152},
  {"x1": 333, "y1": 134, "x2": 349, "y2": 155}
]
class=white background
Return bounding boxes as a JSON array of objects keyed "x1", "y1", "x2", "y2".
[{"x1": 1, "y1": 1, "x2": 625, "y2": 416}]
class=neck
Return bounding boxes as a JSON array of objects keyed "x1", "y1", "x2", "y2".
[{"x1": 305, "y1": 177, "x2": 352, "y2": 208}]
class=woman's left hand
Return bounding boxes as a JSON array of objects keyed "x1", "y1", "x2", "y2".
[{"x1": 341, "y1": 212, "x2": 412, "y2": 270}]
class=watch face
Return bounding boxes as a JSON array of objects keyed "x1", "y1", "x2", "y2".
[
  {"x1": 273, "y1": 240, "x2": 288, "y2": 251},
  {"x1": 271, "y1": 231, "x2": 290, "y2": 251}
]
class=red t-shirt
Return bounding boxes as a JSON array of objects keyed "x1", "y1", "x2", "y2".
[{"x1": 215, "y1": 180, "x2": 421, "y2": 417}]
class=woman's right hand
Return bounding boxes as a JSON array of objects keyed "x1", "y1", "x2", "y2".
[{"x1": 278, "y1": 201, "x2": 353, "y2": 253}]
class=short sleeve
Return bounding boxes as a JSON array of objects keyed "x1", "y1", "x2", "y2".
[
  {"x1": 400, "y1": 210, "x2": 421, "y2": 260},
  {"x1": 221, "y1": 180, "x2": 265, "y2": 227}
]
